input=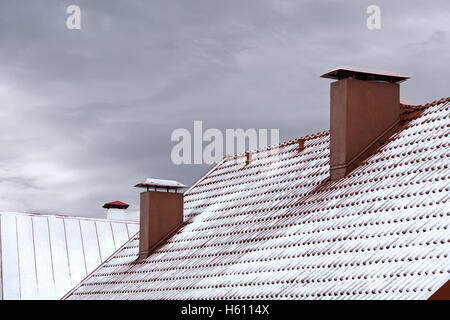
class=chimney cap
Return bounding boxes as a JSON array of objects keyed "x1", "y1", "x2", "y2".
[
  {"x1": 103, "y1": 201, "x2": 129, "y2": 209},
  {"x1": 321, "y1": 66, "x2": 409, "y2": 83},
  {"x1": 134, "y1": 178, "x2": 187, "y2": 190}
]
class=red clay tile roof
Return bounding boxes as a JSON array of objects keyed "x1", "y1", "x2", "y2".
[{"x1": 65, "y1": 97, "x2": 450, "y2": 300}]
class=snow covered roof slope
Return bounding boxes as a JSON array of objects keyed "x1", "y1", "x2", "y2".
[
  {"x1": 65, "y1": 97, "x2": 449, "y2": 300},
  {"x1": 0, "y1": 212, "x2": 139, "y2": 299}
]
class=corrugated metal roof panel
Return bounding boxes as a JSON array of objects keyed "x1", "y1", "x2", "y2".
[
  {"x1": 0, "y1": 212, "x2": 138, "y2": 300},
  {"x1": 66, "y1": 98, "x2": 449, "y2": 300}
]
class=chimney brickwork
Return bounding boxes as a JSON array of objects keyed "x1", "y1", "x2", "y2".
[
  {"x1": 322, "y1": 66, "x2": 409, "y2": 180},
  {"x1": 138, "y1": 191, "x2": 183, "y2": 259},
  {"x1": 134, "y1": 178, "x2": 186, "y2": 260}
]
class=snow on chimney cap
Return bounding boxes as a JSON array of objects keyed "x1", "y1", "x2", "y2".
[
  {"x1": 321, "y1": 66, "x2": 409, "y2": 83},
  {"x1": 134, "y1": 178, "x2": 187, "y2": 190},
  {"x1": 103, "y1": 201, "x2": 130, "y2": 209}
]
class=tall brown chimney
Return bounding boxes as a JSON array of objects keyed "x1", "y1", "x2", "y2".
[
  {"x1": 321, "y1": 66, "x2": 409, "y2": 180},
  {"x1": 134, "y1": 178, "x2": 186, "y2": 260}
]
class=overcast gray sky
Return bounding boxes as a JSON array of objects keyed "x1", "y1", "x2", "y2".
[{"x1": 0, "y1": 0, "x2": 449, "y2": 218}]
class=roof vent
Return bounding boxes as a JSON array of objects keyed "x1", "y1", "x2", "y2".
[
  {"x1": 297, "y1": 139, "x2": 305, "y2": 152},
  {"x1": 102, "y1": 201, "x2": 129, "y2": 209},
  {"x1": 321, "y1": 66, "x2": 409, "y2": 180},
  {"x1": 245, "y1": 152, "x2": 252, "y2": 165},
  {"x1": 102, "y1": 201, "x2": 133, "y2": 221},
  {"x1": 135, "y1": 178, "x2": 186, "y2": 259}
]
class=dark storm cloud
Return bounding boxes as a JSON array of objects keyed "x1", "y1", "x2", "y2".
[{"x1": 0, "y1": 0, "x2": 449, "y2": 217}]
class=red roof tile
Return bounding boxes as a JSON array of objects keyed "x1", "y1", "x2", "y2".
[{"x1": 65, "y1": 97, "x2": 450, "y2": 300}]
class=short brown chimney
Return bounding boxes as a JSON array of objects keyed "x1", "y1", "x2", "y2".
[
  {"x1": 134, "y1": 178, "x2": 186, "y2": 260},
  {"x1": 321, "y1": 66, "x2": 409, "y2": 180}
]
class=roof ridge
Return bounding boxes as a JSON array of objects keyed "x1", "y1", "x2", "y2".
[
  {"x1": 226, "y1": 96, "x2": 449, "y2": 160},
  {"x1": 420, "y1": 96, "x2": 450, "y2": 108},
  {"x1": 0, "y1": 211, "x2": 139, "y2": 224},
  {"x1": 226, "y1": 130, "x2": 329, "y2": 160},
  {"x1": 401, "y1": 96, "x2": 450, "y2": 114}
]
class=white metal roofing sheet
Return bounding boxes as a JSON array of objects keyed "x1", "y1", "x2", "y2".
[{"x1": 0, "y1": 212, "x2": 138, "y2": 299}]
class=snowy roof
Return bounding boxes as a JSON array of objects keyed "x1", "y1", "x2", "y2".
[
  {"x1": 134, "y1": 178, "x2": 186, "y2": 190},
  {"x1": 65, "y1": 97, "x2": 450, "y2": 300},
  {"x1": 0, "y1": 212, "x2": 139, "y2": 300}
]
